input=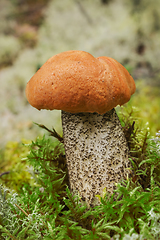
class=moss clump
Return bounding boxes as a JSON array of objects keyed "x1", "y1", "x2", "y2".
[
  {"x1": 125, "y1": 80, "x2": 160, "y2": 136},
  {"x1": 118, "y1": 106, "x2": 160, "y2": 191},
  {"x1": 0, "y1": 140, "x2": 33, "y2": 192}
]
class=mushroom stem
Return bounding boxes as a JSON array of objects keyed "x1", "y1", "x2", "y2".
[{"x1": 62, "y1": 108, "x2": 131, "y2": 206}]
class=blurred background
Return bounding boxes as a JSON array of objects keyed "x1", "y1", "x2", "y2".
[{"x1": 0, "y1": 0, "x2": 160, "y2": 148}]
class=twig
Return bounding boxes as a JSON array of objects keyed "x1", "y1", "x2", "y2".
[
  {"x1": 0, "y1": 171, "x2": 10, "y2": 177},
  {"x1": 75, "y1": 0, "x2": 93, "y2": 25},
  {"x1": 34, "y1": 122, "x2": 64, "y2": 143},
  {"x1": 0, "y1": 227, "x2": 18, "y2": 240},
  {"x1": 15, "y1": 203, "x2": 29, "y2": 217}
]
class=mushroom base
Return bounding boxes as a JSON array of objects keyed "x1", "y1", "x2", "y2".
[{"x1": 62, "y1": 109, "x2": 131, "y2": 206}]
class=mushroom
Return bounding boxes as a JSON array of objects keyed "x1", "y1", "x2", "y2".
[{"x1": 26, "y1": 50, "x2": 136, "y2": 206}]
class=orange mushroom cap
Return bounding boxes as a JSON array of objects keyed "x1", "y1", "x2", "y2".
[{"x1": 26, "y1": 50, "x2": 136, "y2": 114}]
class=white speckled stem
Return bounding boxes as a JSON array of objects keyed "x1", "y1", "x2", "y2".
[{"x1": 62, "y1": 109, "x2": 131, "y2": 206}]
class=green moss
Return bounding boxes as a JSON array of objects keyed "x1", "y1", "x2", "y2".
[
  {"x1": 125, "y1": 80, "x2": 160, "y2": 136},
  {"x1": 118, "y1": 106, "x2": 160, "y2": 192},
  {"x1": 0, "y1": 140, "x2": 34, "y2": 192}
]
